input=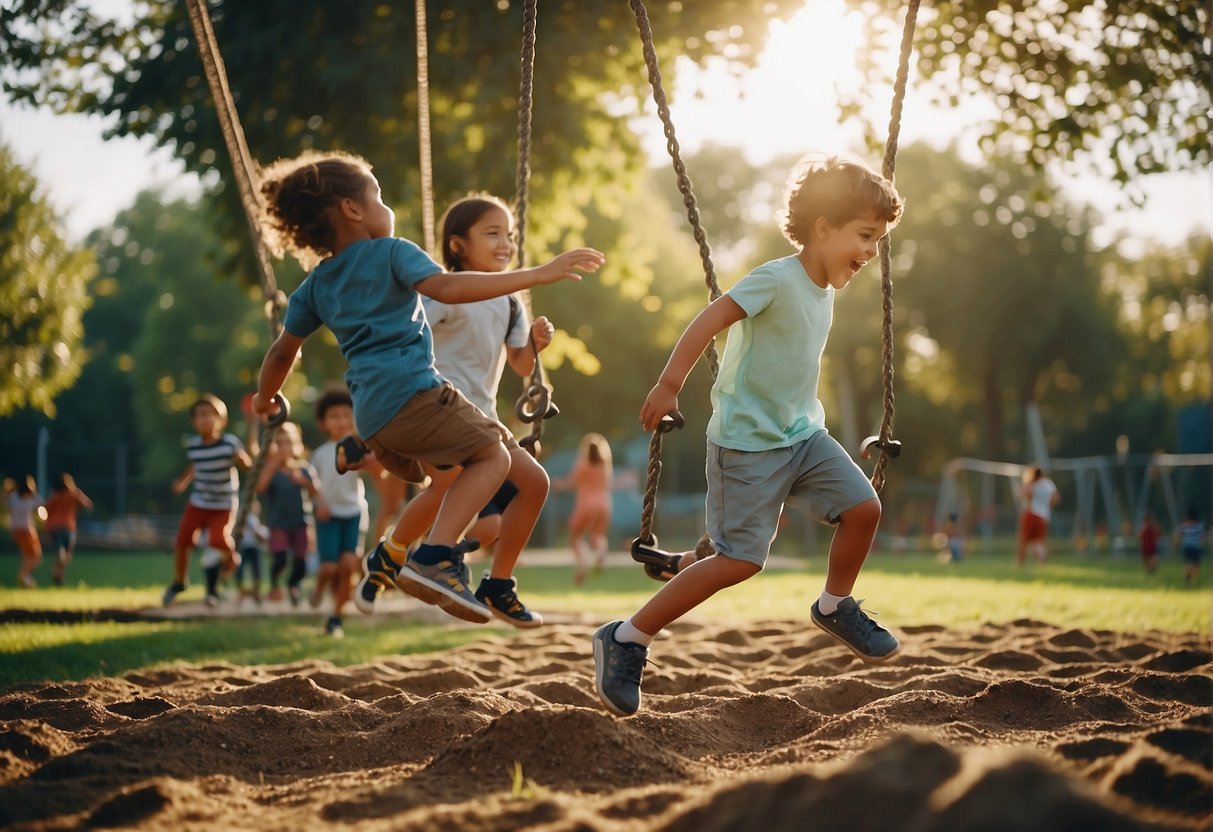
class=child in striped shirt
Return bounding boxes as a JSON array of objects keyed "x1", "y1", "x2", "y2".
[{"x1": 164, "y1": 394, "x2": 252, "y2": 606}]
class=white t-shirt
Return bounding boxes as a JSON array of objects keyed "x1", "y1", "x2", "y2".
[
  {"x1": 423, "y1": 293, "x2": 530, "y2": 418},
  {"x1": 1026, "y1": 478, "x2": 1058, "y2": 519},
  {"x1": 311, "y1": 441, "x2": 369, "y2": 524}
]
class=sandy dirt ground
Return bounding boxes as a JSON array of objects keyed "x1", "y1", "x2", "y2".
[{"x1": 0, "y1": 618, "x2": 1209, "y2": 830}]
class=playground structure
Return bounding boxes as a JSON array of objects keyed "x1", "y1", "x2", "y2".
[{"x1": 935, "y1": 452, "x2": 1213, "y2": 555}]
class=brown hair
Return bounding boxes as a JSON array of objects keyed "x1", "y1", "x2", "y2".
[
  {"x1": 259, "y1": 150, "x2": 374, "y2": 267},
  {"x1": 580, "y1": 432, "x2": 612, "y2": 466},
  {"x1": 189, "y1": 394, "x2": 229, "y2": 424},
  {"x1": 780, "y1": 154, "x2": 904, "y2": 248}
]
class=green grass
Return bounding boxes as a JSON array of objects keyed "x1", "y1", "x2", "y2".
[{"x1": 0, "y1": 548, "x2": 1208, "y2": 689}]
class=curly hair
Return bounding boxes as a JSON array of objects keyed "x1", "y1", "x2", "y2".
[
  {"x1": 314, "y1": 386, "x2": 353, "y2": 422},
  {"x1": 437, "y1": 193, "x2": 514, "y2": 271},
  {"x1": 780, "y1": 154, "x2": 904, "y2": 248},
  {"x1": 259, "y1": 150, "x2": 374, "y2": 268}
]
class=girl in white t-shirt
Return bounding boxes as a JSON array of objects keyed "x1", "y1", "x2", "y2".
[
  {"x1": 389, "y1": 195, "x2": 558, "y2": 627},
  {"x1": 1017, "y1": 465, "x2": 1059, "y2": 566}
]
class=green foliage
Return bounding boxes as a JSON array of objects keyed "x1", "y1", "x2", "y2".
[
  {"x1": 0, "y1": 143, "x2": 96, "y2": 417},
  {"x1": 850, "y1": 1, "x2": 1210, "y2": 185}
]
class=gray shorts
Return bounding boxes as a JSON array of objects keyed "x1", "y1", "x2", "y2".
[{"x1": 705, "y1": 430, "x2": 878, "y2": 568}]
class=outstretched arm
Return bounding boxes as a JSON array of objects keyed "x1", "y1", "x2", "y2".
[
  {"x1": 640, "y1": 295, "x2": 746, "y2": 432},
  {"x1": 416, "y1": 248, "x2": 604, "y2": 304}
]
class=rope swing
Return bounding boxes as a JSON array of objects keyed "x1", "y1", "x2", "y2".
[
  {"x1": 182, "y1": 0, "x2": 289, "y2": 545},
  {"x1": 628, "y1": 0, "x2": 922, "y2": 580},
  {"x1": 511, "y1": 0, "x2": 559, "y2": 455}
]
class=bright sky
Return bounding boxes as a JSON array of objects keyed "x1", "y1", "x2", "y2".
[{"x1": 1, "y1": 0, "x2": 1209, "y2": 248}]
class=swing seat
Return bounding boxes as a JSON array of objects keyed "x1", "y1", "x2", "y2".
[
  {"x1": 631, "y1": 537, "x2": 683, "y2": 582},
  {"x1": 860, "y1": 435, "x2": 902, "y2": 460},
  {"x1": 631, "y1": 534, "x2": 716, "y2": 582},
  {"x1": 335, "y1": 435, "x2": 369, "y2": 474}
]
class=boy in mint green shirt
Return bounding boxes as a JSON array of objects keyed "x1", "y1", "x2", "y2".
[{"x1": 594, "y1": 154, "x2": 905, "y2": 717}]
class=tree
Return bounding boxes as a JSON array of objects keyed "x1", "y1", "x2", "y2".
[
  {"x1": 850, "y1": 1, "x2": 1210, "y2": 185},
  {"x1": 0, "y1": 142, "x2": 96, "y2": 417}
]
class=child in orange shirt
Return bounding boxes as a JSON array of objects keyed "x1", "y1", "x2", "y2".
[{"x1": 44, "y1": 473, "x2": 94, "y2": 586}]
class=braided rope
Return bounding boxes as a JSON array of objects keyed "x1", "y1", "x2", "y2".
[
  {"x1": 183, "y1": 0, "x2": 286, "y2": 544},
  {"x1": 415, "y1": 0, "x2": 436, "y2": 254},
  {"x1": 869, "y1": 0, "x2": 920, "y2": 493},
  {"x1": 513, "y1": 0, "x2": 550, "y2": 452},
  {"x1": 629, "y1": 0, "x2": 721, "y2": 545}
]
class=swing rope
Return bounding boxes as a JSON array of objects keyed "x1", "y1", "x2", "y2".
[
  {"x1": 183, "y1": 0, "x2": 289, "y2": 545},
  {"x1": 415, "y1": 0, "x2": 436, "y2": 255},
  {"x1": 868, "y1": 0, "x2": 920, "y2": 493},
  {"x1": 512, "y1": 0, "x2": 556, "y2": 454},
  {"x1": 629, "y1": 0, "x2": 722, "y2": 551}
]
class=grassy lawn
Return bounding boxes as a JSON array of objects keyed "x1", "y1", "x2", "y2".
[{"x1": 0, "y1": 547, "x2": 1208, "y2": 689}]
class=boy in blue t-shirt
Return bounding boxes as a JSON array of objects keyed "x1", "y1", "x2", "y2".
[
  {"x1": 252, "y1": 150, "x2": 603, "y2": 626},
  {"x1": 594, "y1": 154, "x2": 905, "y2": 716}
]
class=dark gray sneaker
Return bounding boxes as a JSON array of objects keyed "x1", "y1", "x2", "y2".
[
  {"x1": 592, "y1": 620, "x2": 649, "y2": 716},
  {"x1": 162, "y1": 581, "x2": 187, "y2": 607},
  {"x1": 396, "y1": 545, "x2": 491, "y2": 624},
  {"x1": 475, "y1": 573, "x2": 543, "y2": 629},
  {"x1": 811, "y1": 596, "x2": 900, "y2": 662},
  {"x1": 353, "y1": 543, "x2": 401, "y2": 615}
]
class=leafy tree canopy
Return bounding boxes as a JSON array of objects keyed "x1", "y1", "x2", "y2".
[
  {"x1": 0, "y1": 142, "x2": 96, "y2": 417},
  {"x1": 851, "y1": 1, "x2": 1210, "y2": 184}
]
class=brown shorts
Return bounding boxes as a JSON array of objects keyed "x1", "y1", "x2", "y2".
[{"x1": 366, "y1": 382, "x2": 512, "y2": 483}]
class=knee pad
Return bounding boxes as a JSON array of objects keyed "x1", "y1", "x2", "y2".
[{"x1": 201, "y1": 547, "x2": 222, "y2": 568}]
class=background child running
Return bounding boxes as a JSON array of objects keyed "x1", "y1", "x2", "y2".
[
  {"x1": 43, "y1": 473, "x2": 94, "y2": 586},
  {"x1": 236, "y1": 499, "x2": 269, "y2": 603},
  {"x1": 165, "y1": 394, "x2": 252, "y2": 606},
  {"x1": 309, "y1": 387, "x2": 370, "y2": 638},
  {"x1": 557, "y1": 432, "x2": 613, "y2": 585},
  {"x1": 1016, "y1": 465, "x2": 1060, "y2": 566},
  {"x1": 252, "y1": 150, "x2": 602, "y2": 626},
  {"x1": 1138, "y1": 512, "x2": 1160, "y2": 575},
  {"x1": 593, "y1": 153, "x2": 904, "y2": 717},
  {"x1": 1177, "y1": 507, "x2": 1205, "y2": 585},
  {"x1": 390, "y1": 194, "x2": 559, "y2": 627},
  {"x1": 256, "y1": 421, "x2": 318, "y2": 607},
  {"x1": 5, "y1": 475, "x2": 43, "y2": 588}
]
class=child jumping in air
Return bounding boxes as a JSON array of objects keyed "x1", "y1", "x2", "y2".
[
  {"x1": 165, "y1": 394, "x2": 252, "y2": 606},
  {"x1": 44, "y1": 473, "x2": 94, "y2": 586},
  {"x1": 593, "y1": 153, "x2": 904, "y2": 716},
  {"x1": 309, "y1": 387, "x2": 370, "y2": 637},
  {"x1": 252, "y1": 150, "x2": 603, "y2": 625},
  {"x1": 389, "y1": 194, "x2": 560, "y2": 627},
  {"x1": 256, "y1": 421, "x2": 319, "y2": 606}
]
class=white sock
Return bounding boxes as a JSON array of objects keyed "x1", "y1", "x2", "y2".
[
  {"x1": 614, "y1": 619, "x2": 654, "y2": 647},
  {"x1": 817, "y1": 590, "x2": 849, "y2": 616}
]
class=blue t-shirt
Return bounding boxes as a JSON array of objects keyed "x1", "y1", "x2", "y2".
[
  {"x1": 707, "y1": 255, "x2": 832, "y2": 451},
  {"x1": 284, "y1": 237, "x2": 445, "y2": 438}
]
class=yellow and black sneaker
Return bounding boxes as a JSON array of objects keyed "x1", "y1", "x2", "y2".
[
  {"x1": 396, "y1": 542, "x2": 491, "y2": 624},
  {"x1": 474, "y1": 573, "x2": 543, "y2": 629},
  {"x1": 353, "y1": 543, "x2": 401, "y2": 615}
]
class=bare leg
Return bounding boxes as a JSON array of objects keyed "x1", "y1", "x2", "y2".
[
  {"x1": 393, "y1": 465, "x2": 459, "y2": 549},
  {"x1": 313, "y1": 562, "x2": 337, "y2": 605},
  {"x1": 823, "y1": 498, "x2": 881, "y2": 598},
  {"x1": 489, "y1": 445, "x2": 549, "y2": 579},
  {"x1": 410, "y1": 442, "x2": 509, "y2": 547},
  {"x1": 632, "y1": 555, "x2": 761, "y2": 635},
  {"x1": 372, "y1": 475, "x2": 408, "y2": 542},
  {"x1": 334, "y1": 552, "x2": 358, "y2": 614}
]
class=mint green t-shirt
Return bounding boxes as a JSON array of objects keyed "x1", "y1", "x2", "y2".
[{"x1": 706, "y1": 255, "x2": 833, "y2": 451}]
